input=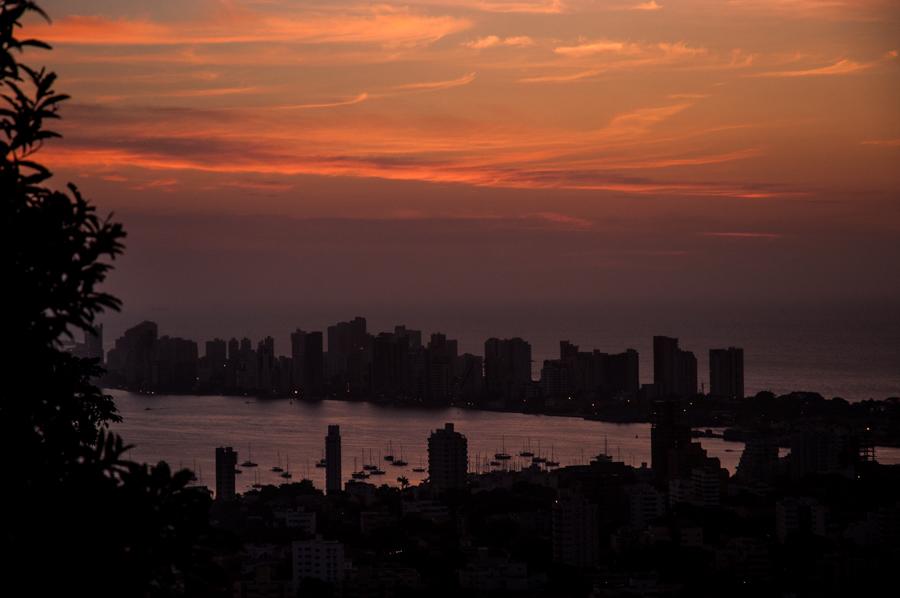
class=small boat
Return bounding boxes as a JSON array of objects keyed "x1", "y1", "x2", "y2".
[
  {"x1": 519, "y1": 438, "x2": 534, "y2": 458},
  {"x1": 280, "y1": 457, "x2": 292, "y2": 479},
  {"x1": 490, "y1": 460, "x2": 501, "y2": 467},
  {"x1": 391, "y1": 447, "x2": 408, "y2": 467},
  {"x1": 384, "y1": 441, "x2": 394, "y2": 462},
  {"x1": 370, "y1": 468, "x2": 386, "y2": 476},
  {"x1": 494, "y1": 436, "x2": 511, "y2": 460},
  {"x1": 271, "y1": 451, "x2": 284, "y2": 473},
  {"x1": 315, "y1": 458, "x2": 327, "y2": 468},
  {"x1": 532, "y1": 456, "x2": 546, "y2": 464},
  {"x1": 234, "y1": 468, "x2": 243, "y2": 474},
  {"x1": 280, "y1": 471, "x2": 292, "y2": 479},
  {"x1": 241, "y1": 444, "x2": 258, "y2": 468},
  {"x1": 351, "y1": 471, "x2": 370, "y2": 479},
  {"x1": 546, "y1": 446, "x2": 560, "y2": 467}
]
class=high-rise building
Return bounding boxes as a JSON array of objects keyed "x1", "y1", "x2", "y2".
[
  {"x1": 152, "y1": 335, "x2": 198, "y2": 392},
  {"x1": 603, "y1": 348, "x2": 640, "y2": 398},
  {"x1": 455, "y1": 353, "x2": 484, "y2": 403},
  {"x1": 257, "y1": 336, "x2": 276, "y2": 394},
  {"x1": 552, "y1": 491, "x2": 599, "y2": 568},
  {"x1": 426, "y1": 333, "x2": 458, "y2": 404},
  {"x1": 427, "y1": 423, "x2": 468, "y2": 491},
  {"x1": 215, "y1": 446, "x2": 237, "y2": 501},
  {"x1": 372, "y1": 331, "x2": 408, "y2": 399},
  {"x1": 650, "y1": 401, "x2": 693, "y2": 485},
  {"x1": 201, "y1": 338, "x2": 228, "y2": 388},
  {"x1": 292, "y1": 538, "x2": 345, "y2": 591},
  {"x1": 326, "y1": 425, "x2": 342, "y2": 494},
  {"x1": 105, "y1": 320, "x2": 157, "y2": 389},
  {"x1": 326, "y1": 317, "x2": 371, "y2": 396},
  {"x1": 291, "y1": 329, "x2": 325, "y2": 397},
  {"x1": 484, "y1": 337, "x2": 532, "y2": 406},
  {"x1": 710, "y1": 347, "x2": 744, "y2": 399},
  {"x1": 653, "y1": 336, "x2": 697, "y2": 398}
]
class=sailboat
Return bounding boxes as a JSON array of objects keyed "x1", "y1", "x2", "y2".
[
  {"x1": 351, "y1": 456, "x2": 369, "y2": 479},
  {"x1": 392, "y1": 445, "x2": 408, "y2": 467},
  {"x1": 241, "y1": 444, "x2": 258, "y2": 468},
  {"x1": 280, "y1": 456, "x2": 292, "y2": 479},
  {"x1": 532, "y1": 440, "x2": 546, "y2": 463},
  {"x1": 546, "y1": 445, "x2": 560, "y2": 467},
  {"x1": 519, "y1": 438, "x2": 535, "y2": 458},
  {"x1": 315, "y1": 451, "x2": 327, "y2": 468},
  {"x1": 251, "y1": 469, "x2": 264, "y2": 489},
  {"x1": 383, "y1": 441, "x2": 394, "y2": 462},
  {"x1": 494, "y1": 435, "x2": 511, "y2": 460},
  {"x1": 271, "y1": 451, "x2": 284, "y2": 473}
]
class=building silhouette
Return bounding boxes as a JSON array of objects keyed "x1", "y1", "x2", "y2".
[
  {"x1": 215, "y1": 446, "x2": 238, "y2": 501},
  {"x1": 552, "y1": 491, "x2": 599, "y2": 568},
  {"x1": 428, "y1": 423, "x2": 468, "y2": 491},
  {"x1": 484, "y1": 337, "x2": 532, "y2": 407},
  {"x1": 291, "y1": 329, "x2": 324, "y2": 397},
  {"x1": 105, "y1": 320, "x2": 158, "y2": 390},
  {"x1": 455, "y1": 353, "x2": 484, "y2": 403},
  {"x1": 292, "y1": 538, "x2": 345, "y2": 592},
  {"x1": 327, "y1": 317, "x2": 371, "y2": 396},
  {"x1": 650, "y1": 401, "x2": 693, "y2": 485},
  {"x1": 653, "y1": 336, "x2": 697, "y2": 398},
  {"x1": 710, "y1": 346, "x2": 744, "y2": 399},
  {"x1": 426, "y1": 333, "x2": 458, "y2": 404},
  {"x1": 326, "y1": 425, "x2": 342, "y2": 494}
]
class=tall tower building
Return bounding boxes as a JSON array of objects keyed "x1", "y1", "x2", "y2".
[
  {"x1": 215, "y1": 446, "x2": 237, "y2": 501},
  {"x1": 427, "y1": 423, "x2": 468, "y2": 491},
  {"x1": 709, "y1": 347, "x2": 744, "y2": 399},
  {"x1": 653, "y1": 336, "x2": 697, "y2": 398},
  {"x1": 325, "y1": 425, "x2": 342, "y2": 494}
]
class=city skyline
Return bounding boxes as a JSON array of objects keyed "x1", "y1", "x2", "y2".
[{"x1": 100, "y1": 315, "x2": 750, "y2": 402}]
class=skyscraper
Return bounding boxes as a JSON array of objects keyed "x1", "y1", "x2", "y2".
[
  {"x1": 650, "y1": 401, "x2": 692, "y2": 485},
  {"x1": 326, "y1": 425, "x2": 342, "y2": 494},
  {"x1": 710, "y1": 347, "x2": 744, "y2": 399},
  {"x1": 653, "y1": 336, "x2": 697, "y2": 398},
  {"x1": 484, "y1": 337, "x2": 532, "y2": 406},
  {"x1": 427, "y1": 423, "x2": 468, "y2": 491},
  {"x1": 291, "y1": 329, "x2": 325, "y2": 397},
  {"x1": 215, "y1": 446, "x2": 237, "y2": 501}
]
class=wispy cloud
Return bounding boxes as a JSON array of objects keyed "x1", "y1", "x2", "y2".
[
  {"x1": 271, "y1": 93, "x2": 370, "y2": 110},
  {"x1": 391, "y1": 72, "x2": 477, "y2": 92},
  {"x1": 861, "y1": 138, "x2": 900, "y2": 147},
  {"x1": 26, "y1": 8, "x2": 471, "y2": 48},
  {"x1": 630, "y1": 1, "x2": 663, "y2": 11},
  {"x1": 751, "y1": 58, "x2": 873, "y2": 77},
  {"x1": 464, "y1": 35, "x2": 535, "y2": 49}
]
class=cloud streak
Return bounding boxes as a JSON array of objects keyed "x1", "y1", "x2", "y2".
[{"x1": 27, "y1": 8, "x2": 471, "y2": 48}]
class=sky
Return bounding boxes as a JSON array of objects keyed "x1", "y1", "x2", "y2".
[{"x1": 21, "y1": 0, "x2": 900, "y2": 354}]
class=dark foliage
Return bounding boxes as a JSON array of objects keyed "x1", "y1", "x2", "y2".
[{"x1": 1, "y1": 2, "x2": 216, "y2": 594}]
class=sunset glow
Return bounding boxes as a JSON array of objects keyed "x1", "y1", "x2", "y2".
[{"x1": 25, "y1": 0, "x2": 900, "y2": 317}]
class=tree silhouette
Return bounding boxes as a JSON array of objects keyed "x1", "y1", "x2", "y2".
[{"x1": 1, "y1": 2, "x2": 218, "y2": 594}]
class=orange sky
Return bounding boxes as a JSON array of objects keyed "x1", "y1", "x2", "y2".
[{"x1": 21, "y1": 0, "x2": 900, "y2": 328}]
